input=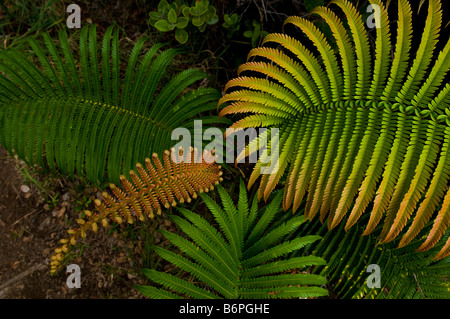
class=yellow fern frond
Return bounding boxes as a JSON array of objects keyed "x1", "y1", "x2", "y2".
[{"x1": 219, "y1": 0, "x2": 450, "y2": 259}]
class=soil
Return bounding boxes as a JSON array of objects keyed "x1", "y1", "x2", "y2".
[{"x1": 0, "y1": 146, "x2": 149, "y2": 299}]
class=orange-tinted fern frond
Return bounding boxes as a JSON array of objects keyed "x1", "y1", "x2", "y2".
[{"x1": 50, "y1": 147, "x2": 223, "y2": 274}]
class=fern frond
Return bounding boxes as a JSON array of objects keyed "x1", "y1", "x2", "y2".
[
  {"x1": 219, "y1": 0, "x2": 450, "y2": 257},
  {"x1": 412, "y1": 37, "x2": 450, "y2": 109},
  {"x1": 310, "y1": 6, "x2": 356, "y2": 99},
  {"x1": 384, "y1": 118, "x2": 445, "y2": 243},
  {"x1": 396, "y1": 0, "x2": 442, "y2": 104},
  {"x1": 49, "y1": 148, "x2": 223, "y2": 274},
  {"x1": 0, "y1": 25, "x2": 228, "y2": 186},
  {"x1": 293, "y1": 214, "x2": 450, "y2": 299},
  {"x1": 399, "y1": 125, "x2": 450, "y2": 247},
  {"x1": 367, "y1": 0, "x2": 391, "y2": 99},
  {"x1": 284, "y1": 16, "x2": 342, "y2": 101},
  {"x1": 383, "y1": 0, "x2": 413, "y2": 101},
  {"x1": 262, "y1": 33, "x2": 332, "y2": 103},
  {"x1": 137, "y1": 181, "x2": 328, "y2": 299},
  {"x1": 134, "y1": 285, "x2": 183, "y2": 299},
  {"x1": 141, "y1": 269, "x2": 220, "y2": 299},
  {"x1": 329, "y1": 0, "x2": 371, "y2": 99},
  {"x1": 245, "y1": 47, "x2": 318, "y2": 109},
  {"x1": 173, "y1": 209, "x2": 238, "y2": 280}
]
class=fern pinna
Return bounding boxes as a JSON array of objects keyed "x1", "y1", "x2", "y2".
[
  {"x1": 135, "y1": 180, "x2": 328, "y2": 299},
  {"x1": 218, "y1": 0, "x2": 450, "y2": 259},
  {"x1": 0, "y1": 24, "x2": 229, "y2": 186},
  {"x1": 50, "y1": 147, "x2": 223, "y2": 274}
]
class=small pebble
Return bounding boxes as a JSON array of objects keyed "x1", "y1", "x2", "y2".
[{"x1": 20, "y1": 185, "x2": 30, "y2": 193}]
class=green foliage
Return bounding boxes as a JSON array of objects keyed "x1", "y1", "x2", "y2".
[
  {"x1": 189, "y1": 0, "x2": 218, "y2": 30},
  {"x1": 149, "y1": 0, "x2": 218, "y2": 44},
  {"x1": 135, "y1": 180, "x2": 328, "y2": 299},
  {"x1": 219, "y1": 0, "x2": 450, "y2": 259},
  {"x1": 222, "y1": 13, "x2": 240, "y2": 34},
  {"x1": 243, "y1": 21, "x2": 269, "y2": 48},
  {"x1": 0, "y1": 0, "x2": 64, "y2": 45},
  {"x1": 1, "y1": 0, "x2": 448, "y2": 300},
  {"x1": 293, "y1": 213, "x2": 450, "y2": 299},
  {"x1": 151, "y1": 0, "x2": 190, "y2": 43},
  {"x1": 0, "y1": 24, "x2": 229, "y2": 187}
]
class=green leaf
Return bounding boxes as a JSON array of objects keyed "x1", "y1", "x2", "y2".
[
  {"x1": 190, "y1": 0, "x2": 209, "y2": 16},
  {"x1": 223, "y1": 13, "x2": 240, "y2": 31},
  {"x1": 207, "y1": 14, "x2": 219, "y2": 25},
  {"x1": 205, "y1": 6, "x2": 218, "y2": 25},
  {"x1": 182, "y1": 6, "x2": 190, "y2": 17},
  {"x1": 142, "y1": 269, "x2": 219, "y2": 299},
  {"x1": 192, "y1": 15, "x2": 205, "y2": 27},
  {"x1": 0, "y1": 25, "x2": 221, "y2": 186},
  {"x1": 167, "y1": 8, "x2": 177, "y2": 24},
  {"x1": 177, "y1": 17, "x2": 189, "y2": 29},
  {"x1": 198, "y1": 23, "x2": 207, "y2": 32},
  {"x1": 158, "y1": 0, "x2": 170, "y2": 12},
  {"x1": 243, "y1": 30, "x2": 253, "y2": 38},
  {"x1": 224, "y1": 14, "x2": 232, "y2": 24},
  {"x1": 175, "y1": 28, "x2": 188, "y2": 44},
  {"x1": 149, "y1": 11, "x2": 161, "y2": 21},
  {"x1": 134, "y1": 285, "x2": 182, "y2": 299},
  {"x1": 154, "y1": 19, "x2": 175, "y2": 32}
]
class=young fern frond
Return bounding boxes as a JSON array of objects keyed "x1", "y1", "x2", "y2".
[
  {"x1": 0, "y1": 24, "x2": 230, "y2": 186},
  {"x1": 135, "y1": 180, "x2": 328, "y2": 299},
  {"x1": 49, "y1": 148, "x2": 223, "y2": 274},
  {"x1": 218, "y1": 0, "x2": 450, "y2": 259}
]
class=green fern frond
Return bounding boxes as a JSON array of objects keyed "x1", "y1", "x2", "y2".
[
  {"x1": 293, "y1": 213, "x2": 450, "y2": 299},
  {"x1": 382, "y1": 0, "x2": 413, "y2": 101},
  {"x1": 396, "y1": 0, "x2": 442, "y2": 104},
  {"x1": 0, "y1": 25, "x2": 228, "y2": 186},
  {"x1": 136, "y1": 180, "x2": 328, "y2": 299},
  {"x1": 219, "y1": 0, "x2": 450, "y2": 259},
  {"x1": 284, "y1": 16, "x2": 343, "y2": 102},
  {"x1": 329, "y1": 0, "x2": 372, "y2": 99}
]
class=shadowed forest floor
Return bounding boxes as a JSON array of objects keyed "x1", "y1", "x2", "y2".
[{"x1": 0, "y1": 147, "x2": 147, "y2": 298}]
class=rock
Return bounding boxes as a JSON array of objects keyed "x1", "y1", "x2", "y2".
[
  {"x1": 57, "y1": 206, "x2": 66, "y2": 218},
  {"x1": 61, "y1": 192, "x2": 71, "y2": 202},
  {"x1": 20, "y1": 185, "x2": 30, "y2": 193}
]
